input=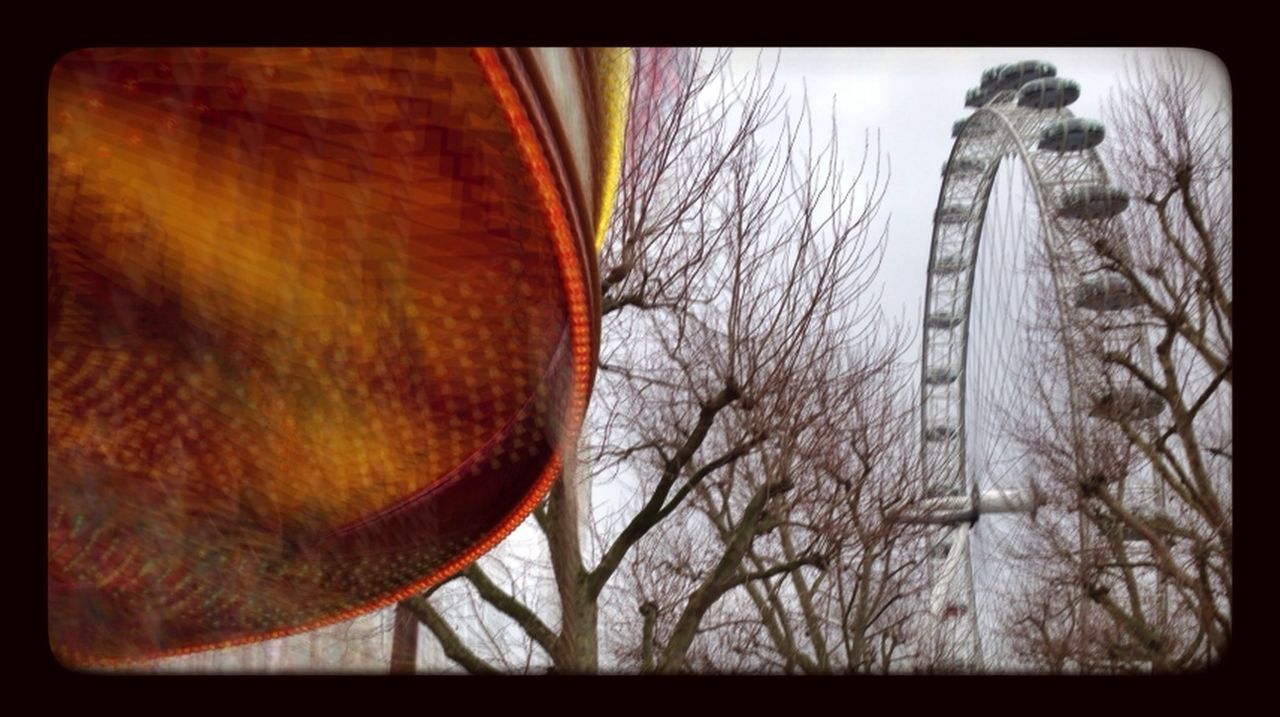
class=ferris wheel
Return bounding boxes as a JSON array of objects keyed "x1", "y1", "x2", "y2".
[{"x1": 912, "y1": 60, "x2": 1167, "y2": 671}]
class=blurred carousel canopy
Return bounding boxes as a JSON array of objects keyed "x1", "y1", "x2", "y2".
[{"x1": 47, "y1": 47, "x2": 639, "y2": 666}]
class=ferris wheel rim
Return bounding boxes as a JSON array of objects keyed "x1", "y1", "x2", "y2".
[
  {"x1": 917, "y1": 65, "x2": 1145, "y2": 671},
  {"x1": 922, "y1": 104, "x2": 1085, "y2": 493}
]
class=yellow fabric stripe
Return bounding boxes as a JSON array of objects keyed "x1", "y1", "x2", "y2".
[{"x1": 592, "y1": 48, "x2": 632, "y2": 250}]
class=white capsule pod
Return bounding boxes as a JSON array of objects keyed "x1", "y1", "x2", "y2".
[
  {"x1": 925, "y1": 425, "x2": 960, "y2": 441},
  {"x1": 1073, "y1": 272, "x2": 1142, "y2": 311},
  {"x1": 1089, "y1": 386, "x2": 1165, "y2": 422},
  {"x1": 1057, "y1": 184, "x2": 1130, "y2": 220},
  {"x1": 1017, "y1": 77, "x2": 1081, "y2": 109},
  {"x1": 981, "y1": 60, "x2": 1056, "y2": 91},
  {"x1": 933, "y1": 253, "x2": 968, "y2": 275},
  {"x1": 942, "y1": 157, "x2": 986, "y2": 177},
  {"x1": 926, "y1": 311, "x2": 965, "y2": 330},
  {"x1": 1121, "y1": 509, "x2": 1180, "y2": 542},
  {"x1": 941, "y1": 603, "x2": 968, "y2": 619},
  {"x1": 926, "y1": 366, "x2": 961, "y2": 385},
  {"x1": 1039, "y1": 118, "x2": 1106, "y2": 152},
  {"x1": 935, "y1": 205, "x2": 971, "y2": 224},
  {"x1": 965, "y1": 86, "x2": 992, "y2": 108},
  {"x1": 952, "y1": 116, "x2": 996, "y2": 139}
]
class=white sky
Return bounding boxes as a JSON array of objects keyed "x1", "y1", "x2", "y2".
[{"x1": 728, "y1": 47, "x2": 1230, "y2": 354}]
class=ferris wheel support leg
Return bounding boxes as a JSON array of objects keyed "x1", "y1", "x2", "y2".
[
  {"x1": 929, "y1": 523, "x2": 968, "y2": 618},
  {"x1": 927, "y1": 522, "x2": 979, "y2": 669}
]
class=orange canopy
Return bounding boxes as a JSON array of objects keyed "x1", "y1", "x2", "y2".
[{"x1": 48, "y1": 47, "x2": 628, "y2": 666}]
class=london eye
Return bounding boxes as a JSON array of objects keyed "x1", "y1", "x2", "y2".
[{"x1": 915, "y1": 59, "x2": 1167, "y2": 671}]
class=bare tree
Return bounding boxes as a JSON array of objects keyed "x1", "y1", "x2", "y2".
[
  {"x1": 636, "y1": 336, "x2": 931, "y2": 673},
  {"x1": 1006, "y1": 51, "x2": 1231, "y2": 672},
  {"x1": 401, "y1": 48, "x2": 920, "y2": 674}
]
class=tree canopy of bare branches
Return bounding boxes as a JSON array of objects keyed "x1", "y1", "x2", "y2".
[
  {"x1": 398, "y1": 48, "x2": 927, "y2": 674},
  {"x1": 1006, "y1": 51, "x2": 1231, "y2": 673}
]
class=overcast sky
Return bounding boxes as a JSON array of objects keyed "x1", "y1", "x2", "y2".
[{"x1": 728, "y1": 47, "x2": 1230, "y2": 355}]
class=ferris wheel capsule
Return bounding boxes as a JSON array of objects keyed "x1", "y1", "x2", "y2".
[
  {"x1": 965, "y1": 86, "x2": 993, "y2": 108},
  {"x1": 931, "y1": 538, "x2": 954, "y2": 559},
  {"x1": 1089, "y1": 386, "x2": 1166, "y2": 422},
  {"x1": 936, "y1": 205, "x2": 971, "y2": 224},
  {"x1": 942, "y1": 603, "x2": 968, "y2": 619},
  {"x1": 1073, "y1": 272, "x2": 1143, "y2": 311},
  {"x1": 1038, "y1": 118, "x2": 1106, "y2": 152},
  {"x1": 926, "y1": 311, "x2": 965, "y2": 330},
  {"x1": 933, "y1": 253, "x2": 969, "y2": 275},
  {"x1": 1017, "y1": 77, "x2": 1081, "y2": 109},
  {"x1": 981, "y1": 60, "x2": 1056, "y2": 91},
  {"x1": 926, "y1": 425, "x2": 960, "y2": 442},
  {"x1": 1120, "y1": 509, "x2": 1180, "y2": 543},
  {"x1": 943, "y1": 157, "x2": 987, "y2": 177},
  {"x1": 952, "y1": 116, "x2": 996, "y2": 138},
  {"x1": 926, "y1": 366, "x2": 962, "y2": 385},
  {"x1": 1057, "y1": 185, "x2": 1131, "y2": 220}
]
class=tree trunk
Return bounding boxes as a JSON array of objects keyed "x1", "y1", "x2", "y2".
[
  {"x1": 390, "y1": 600, "x2": 419, "y2": 674},
  {"x1": 545, "y1": 447, "x2": 599, "y2": 672}
]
